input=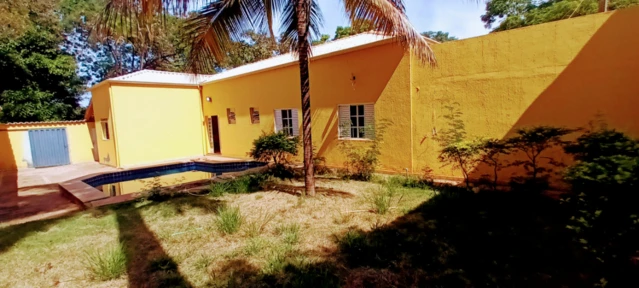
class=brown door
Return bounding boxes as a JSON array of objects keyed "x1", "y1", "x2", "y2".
[{"x1": 211, "y1": 116, "x2": 221, "y2": 154}]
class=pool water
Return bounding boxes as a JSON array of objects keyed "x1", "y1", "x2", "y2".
[
  {"x1": 83, "y1": 161, "x2": 265, "y2": 196},
  {"x1": 95, "y1": 171, "x2": 213, "y2": 196}
]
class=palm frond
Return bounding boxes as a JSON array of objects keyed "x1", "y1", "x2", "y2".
[
  {"x1": 183, "y1": 0, "x2": 269, "y2": 74},
  {"x1": 261, "y1": 0, "x2": 286, "y2": 38},
  {"x1": 342, "y1": 0, "x2": 435, "y2": 65},
  {"x1": 279, "y1": 0, "x2": 324, "y2": 55}
]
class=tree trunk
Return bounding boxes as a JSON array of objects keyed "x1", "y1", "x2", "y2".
[
  {"x1": 296, "y1": 0, "x2": 315, "y2": 196},
  {"x1": 599, "y1": 0, "x2": 609, "y2": 12}
]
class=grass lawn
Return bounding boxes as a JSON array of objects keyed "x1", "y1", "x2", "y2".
[
  {"x1": 2, "y1": 173, "x2": 636, "y2": 287},
  {"x1": 0, "y1": 176, "x2": 434, "y2": 287}
]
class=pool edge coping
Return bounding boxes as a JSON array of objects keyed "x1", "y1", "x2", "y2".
[{"x1": 59, "y1": 160, "x2": 266, "y2": 209}]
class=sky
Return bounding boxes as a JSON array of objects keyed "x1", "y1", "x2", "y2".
[{"x1": 315, "y1": 0, "x2": 491, "y2": 39}]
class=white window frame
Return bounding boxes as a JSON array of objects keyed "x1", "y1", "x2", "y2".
[
  {"x1": 281, "y1": 109, "x2": 294, "y2": 136},
  {"x1": 274, "y1": 108, "x2": 299, "y2": 136},
  {"x1": 100, "y1": 119, "x2": 110, "y2": 140},
  {"x1": 338, "y1": 103, "x2": 375, "y2": 140}
]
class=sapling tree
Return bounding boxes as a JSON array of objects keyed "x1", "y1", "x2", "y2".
[
  {"x1": 507, "y1": 126, "x2": 576, "y2": 188},
  {"x1": 439, "y1": 139, "x2": 484, "y2": 189},
  {"x1": 478, "y1": 138, "x2": 511, "y2": 190}
]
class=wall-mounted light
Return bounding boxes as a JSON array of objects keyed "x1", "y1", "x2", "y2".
[
  {"x1": 351, "y1": 73, "x2": 356, "y2": 89},
  {"x1": 206, "y1": 97, "x2": 212, "y2": 102}
]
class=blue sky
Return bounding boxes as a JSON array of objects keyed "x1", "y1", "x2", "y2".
[{"x1": 315, "y1": 0, "x2": 491, "y2": 39}]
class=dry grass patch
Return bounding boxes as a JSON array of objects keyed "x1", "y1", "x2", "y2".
[{"x1": 0, "y1": 177, "x2": 435, "y2": 287}]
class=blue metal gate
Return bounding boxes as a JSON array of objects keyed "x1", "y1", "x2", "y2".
[{"x1": 29, "y1": 128, "x2": 70, "y2": 168}]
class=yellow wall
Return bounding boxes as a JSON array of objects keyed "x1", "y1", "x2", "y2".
[
  {"x1": 110, "y1": 84, "x2": 207, "y2": 168},
  {"x1": 411, "y1": 8, "x2": 639, "y2": 181},
  {"x1": 201, "y1": 42, "x2": 414, "y2": 172},
  {"x1": 92, "y1": 85, "x2": 118, "y2": 167},
  {"x1": 0, "y1": 122, "x2": 95, "y2": 170}
]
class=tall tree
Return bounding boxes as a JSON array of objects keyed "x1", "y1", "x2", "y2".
[
  {"x1": 100, "y1": 0, "x2": 434, "y2": 195},
  {"x1": 482, "y1": 0, "x2": 639, "y2": 32},
  {"x1": 0, "y1": 0, "x2": 85, "y2": 122},
  {"x1": 421, "y1": 31, "x2": 457, "y2": 42},
  {"x1": 333, "y1": 19, "x2": 374, "y2": 40}
]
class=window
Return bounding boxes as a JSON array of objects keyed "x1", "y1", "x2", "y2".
[
  {"x1": 274, "y1": 109, "x2": 299, "y2": 136},
  {"x1": 100, "y1": 120, "x2": 110, "y2": 140},
  {"x1": 250, "y1": 107, "x2": 260, "y2": 124},
  {"x1": 338, "y1": 104, "x2": 374, "y2": 139},
  {"x1": 226, "y1": 108, "x2": 236, "y2": 124},
  {"x1": 281, "y1": 110, "x2": 294, "y2": 136}
]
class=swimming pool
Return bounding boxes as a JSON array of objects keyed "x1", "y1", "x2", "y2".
[{"x1": 82, "y1": 161, "x2": 266, "y2": 196}]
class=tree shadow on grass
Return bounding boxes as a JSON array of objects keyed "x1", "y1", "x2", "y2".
[
  {"x1": 209, "y1": 186, "x2": 638, "y2": 287},
  {"x1": 113, "y1": 195, "x2": 223, "y2": 287},
  {"x1": 270, "y1": 184, "x2": 354, "y2": 198}
]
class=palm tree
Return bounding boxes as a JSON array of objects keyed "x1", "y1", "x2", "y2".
[{"x1": 100, "y1": 0, "x2": 435, "y2": 196}]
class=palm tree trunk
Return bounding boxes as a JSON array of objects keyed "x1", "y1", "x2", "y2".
[{"x1": 296, "y1": 0, "x2": 316, "y2": 196}]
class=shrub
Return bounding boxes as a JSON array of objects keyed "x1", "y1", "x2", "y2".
[
  {"x1": 365, "y1": 182, "x2": 404, "y2": 215},
  {"x1": 249, "y1": 132, "x2": 299, "y2": 165},
  {"x1": 275, "y1": 223, "x2": 301, "y2": 245},
  {"x1": 507, "y1": 126, "x2": 575, "y2": 191},
  {"x1": 209, "y1": 174, "x2": 274, "y2": 197},
  {"x1": 209, "y1": 181, "x2": 231, "y2": 197},
  {"x1": 561, "y1": 127, "x2": 639, "y2": 283},
  {"x1": 438, "y1": 139, "x2": 484, "y2": 189},
  {"x1": 477, "y1": 138, "x2": 511, "y2": 190},
  {"x1": 245, "y1": 211, "x2": 276, "y2": 237},
  {"x1": 82, "y1": 243, "x2": 127, "y2": 281},
  {"x1": 338, "y1": 120, "x2": 390, "y2": 181},
  {"x1": 215, "y1": 206, "x2": 243, "y2": 234}
]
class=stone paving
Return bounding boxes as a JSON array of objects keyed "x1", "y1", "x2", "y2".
[
  {"x1": 0, "y1": 156, "x2": 242, "y2": 225},
  {"x1": 0, "y1": 162, "x2": 117, "y2": 226}
]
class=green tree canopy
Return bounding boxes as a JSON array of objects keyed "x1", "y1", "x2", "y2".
[
  {"x1": 0, "y1": 0, "x2": 84, "y2": 123},
  {"x1": 421, "y1": 31, "x2": 458, "y2": 42},
  {"x1": 482, "y1": 0, "x2": 639, "y2": 32}
]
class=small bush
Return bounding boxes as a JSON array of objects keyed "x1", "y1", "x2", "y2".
[
  {"x1": 276, "y1": 223, "x2": 301, "y2": 245},
  {"x1": 209, "y1": 182, "x2": 231, "y2": 197},
  {"x1": 386, "y1": 175, "x2": 431, "y2": 189},
  {"x1": 215, "y1": 206, "x2": 243, "y2": 235},
  {"x1": 249, "y1": 132, "x2": 299, "y2": 165},
  {"x1": 561, "y1": 126, "x2": 639, "y2": 283},
  {"x1": 365, "y1": 183, "x2": 404, "y2": 215},
  {"x1": 83, "y1": 243, "x2": 127, "y2": 281},
  {"x1": 338, "y1": 120, "x2": 390, "y2": 181},
  {"x1": 193, "y1": 254, "x2": 213, "y2": 271},
  {"x1": 245, "y1": 211, "x2": 276, "y2": 237},
  {"x1": 209, "y1": 174, "x2": 274, "y2": 197},
  {"x1": 335, "y1": 229, "x2": 365, "y2": 250},
  {"x1": 243, "y1": 237, "x2": 268, "y2": 256}
]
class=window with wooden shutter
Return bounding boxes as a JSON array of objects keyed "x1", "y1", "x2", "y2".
[
  {"x1": 274, "y1": 109, "x2": 299, "y2": 136},
  {"x1": 226, "y1": 108, "x2": 236, "y2": 124},
  {"x1": 250, "y1": 107, "x2": 260, "y2": 124},
  {"x1": 338, "y1": 104, "x2": 374, "y2": 139}
]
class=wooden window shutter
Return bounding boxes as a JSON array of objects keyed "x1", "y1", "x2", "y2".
[
  {"x1": 274, "y1": 109, "x2": 283, "y2": 132},
  {"x1": 291, "y1": 109, "x2": 300, "y2": 136},
  {"x1": 338, "y1": 105, "x2": 351, "y2": 139},
  {"x1": 250, "y1": 107, "x2": 260, "y2": 124},
  {"x1": 364, "y1": 104, "x2": 375, "y2": 139},
  {"x1": 227, "y1": 108, "x2": 236, "y2": 124}
]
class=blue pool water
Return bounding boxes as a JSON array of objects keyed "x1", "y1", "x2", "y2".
[{"x1": 83, "y1": 161, "x2": 266, "y2": 192}]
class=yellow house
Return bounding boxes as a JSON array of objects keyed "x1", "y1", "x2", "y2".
[
  {"x1": 85, "y1": 7, "x2": 639, "y2": 183},
  {"x1": 86, "y1": 71, "x2": 211, "y2": 168}
]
